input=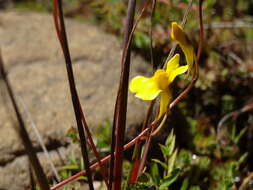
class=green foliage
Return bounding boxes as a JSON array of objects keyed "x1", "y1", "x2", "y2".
[
  {"x1": 127, "y1": 183, "x2": 155, "y2": 190},
  {"x1": 222, "y1": 95, "x2": 235, "y2": 114},
  {"x1": 55, "y1": 121, "x2": 112, "y2": 188},
  {"x1": 131, "y1": 116, "x2": 248, "y2": 190},
  {"x1": 14, "y1": 0, "x2": 47, "y2": 12},
  {"x1": 66, "y1": 126, "x2": 79, "y2": 143},
  {"x1": 133, "y1": 130, "x2": 181, "y2": 189},
  {"x1": 59, "y1": 151, "x2": 87, "y2": 181},
  {"x1": 89, "y1": 0, "x2": 126, "y2": 32},
  {"x1": 134, "y1": 31, "x2": 151, "y2": 49},
  {"x1": 94, "y1": 120, "x2": 112, "y2": 152}
]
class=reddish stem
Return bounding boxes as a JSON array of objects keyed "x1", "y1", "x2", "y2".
[
  {"x1": 111, "y1": 0, "x2": 136, "y2": 189},
  {"x1": 78, "y1": 101, "x2": 109, "y2": 188},
  {"x1": 53, "y1": 1, "x2": 94, "y2": 189},
  {"x1": 55, "y1": 1, "x2": 108, "y2": 184}
]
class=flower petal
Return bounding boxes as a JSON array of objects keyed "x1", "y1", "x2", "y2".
[
  {"x1": 153, "y1": 69, "x2": 170, "y2": 90},
  {"x1": 158, "y1": 88, "x2": 172, "y2": 119},
  {"x1": 181, "y1": 45, "x2": 195, "y2": 73},
  {"x1": 169, "y1": 65, "x2": 188, "y2": 83},
  {"x1": 166, "y1": 54, "x2": 180, "y2": 75},
  {"x1": 129, "y1": 76, "x2": 161, "y2": 100}
]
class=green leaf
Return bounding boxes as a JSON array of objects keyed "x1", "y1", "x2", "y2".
[
  {"x1": 159, "y1": 169, "x2": 180, "y2": 189},
  {"x1": 238, "y1": 152, "x2": 248, "y2": 165},
  {"x1": 69, "y1": 151, "x2": 78, "y2": 165},
  {"x1": 168, "y1": 136, "x2": 176, "y2": 156},
  {"x1": 127, "y1": 183, "x2": 155, "y2": 190},
  {"x1": 189, "y1": 186, "x2": 201, "y2": 190},
  {"x1": 159, "y1": 144, "x2": 170, "y2": 157},
  {"x1": 152, "y1": 159, "x2": 168, "y2": 170},
  {"x1": 180, "y1": 178, "x2": 189, "y2": 190},
  {"x1": 59, "y1": 170, "x2": 71, "y2": 179},
  {"x1": 167, "y1": 149, "x2": 178, "y2": 175},
  {"x1": 80, "y1": 158, "x2": 84, "y2": 170},
  {"x1": 150, "y1": 162, "x2": 161, "y2": 186},
  {"x1": 61, "y1": 164, "x2": 79, "y2": 170},
  {"x1": 231, "y1": 124, "x2": 237, "y2": 141},
  {"x1": 165, "y1": 129, "x2": 174, "y2": 147},
  {"x1": 164, "y1": 129, "x2": 176, "y2": 156},
  {"x1": 234, "y1": 127, "x2": 247, "y2": 144},
  {"x1": 137, "y1": 173, "x2": 150, "y2": 183},
  {"x1": 77, "y1": 176, "x2": 87, "y2": 181}
]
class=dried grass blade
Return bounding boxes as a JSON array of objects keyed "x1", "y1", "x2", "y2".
[{"x1": 0, "y1": 52, "x2": 50, "y2": 190}]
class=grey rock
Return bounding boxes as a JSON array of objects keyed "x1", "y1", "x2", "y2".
[
  {"x1": 0, "y1": 144, "x2": 81, "y2": 190},
  {"x1": 0, "y1": 155, "x2": 30, "y2": 190},
  {"x1": 0, "y1": 11, "x2": 151, "y2": 189}
]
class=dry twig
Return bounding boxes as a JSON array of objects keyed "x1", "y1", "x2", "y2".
[{"x1": 0, "y1": 51, "x2": 50, "y2": 190}]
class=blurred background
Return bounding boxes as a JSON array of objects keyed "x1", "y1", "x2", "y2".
[{"x1": 1, "y1": 0, "x2": 253, "y2": 189}]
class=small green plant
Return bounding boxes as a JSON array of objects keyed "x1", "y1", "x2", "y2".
[
  {"x1": 129, "y1": 130, "x2": 180, "y2": 189},
  {"x1": 150, "y1": 130, "x2": 180, "y2": 189},
  {"x1": 60, "y1": 151, "x2": 86, "y2": 180},
  {"x1": 94, "y1": 120, "x2": 113, "y2": 152}
]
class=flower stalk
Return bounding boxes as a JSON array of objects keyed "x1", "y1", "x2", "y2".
[
  {"x1": 109, "y1": 0, "x2": 136, "y2": 189},
  {"x1": 53, "y1": 1, "x2": 94, "y2": 189}
]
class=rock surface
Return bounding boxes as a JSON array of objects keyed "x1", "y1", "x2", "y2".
[{"x1": 0, "y1": 11, "x2": 151, "y2": 189}]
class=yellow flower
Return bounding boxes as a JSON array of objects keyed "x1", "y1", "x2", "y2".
[
  {"x1": 171, "y1": 22, "x2": 195, "y2": 74},
  {"x1": 129, "y1": 54, "x2": 188, "y2": 119}
]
